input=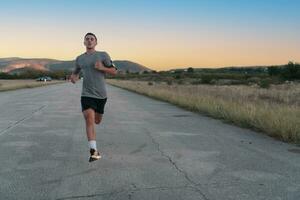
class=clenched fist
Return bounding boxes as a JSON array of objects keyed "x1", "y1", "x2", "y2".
[
  {"x1": 70, "y1": 73, "x2": 79, "y2": 84},
  {"x1": 95, "y1": 61, "x2": 106, "y2": 71}
]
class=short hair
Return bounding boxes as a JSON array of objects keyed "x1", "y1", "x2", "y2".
[{"x1": 84, "y1": 32, "x2": 97, "y2": 41}]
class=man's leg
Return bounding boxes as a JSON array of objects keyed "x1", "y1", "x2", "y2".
[
  {"x1": 83, "y1": 108, "x2": 96, "y2": 141},
  {"x1": 95, "y1": 113, "x2": 103, "y2": 125},
  {"x1": 83, "y1": 108, "x2": 101, "y2": 162}
]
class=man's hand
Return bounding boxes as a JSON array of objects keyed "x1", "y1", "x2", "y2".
[
  {"x1": 106, "y1": 67, "x2": 118, "y2": 76},
  {"x1": 95, "y1": 61, "x2": 118, "y2": 75},
  {"x1": 95, "y1": 61, "x2": 106, "y2": 71},
  {"x1": 70, "y1": 73, "x2": 79, "y2": 84}
]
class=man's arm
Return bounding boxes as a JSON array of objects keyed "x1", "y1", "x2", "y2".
[
  {"x1": 95, "y1": 61, "x2": 118, "y2": 75},
  {"x1": 95, "y1": 52, "x2": 118, "y2": 75},
  {"x1": 70, "y1": 57, "x2": 81, "y2": 83}
]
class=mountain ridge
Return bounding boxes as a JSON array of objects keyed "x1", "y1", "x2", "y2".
[{"x1": 0, "y1": 57, "x2": 152, "y2": 73}]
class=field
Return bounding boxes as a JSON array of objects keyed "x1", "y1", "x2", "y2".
[
  {"x1": 0, "y1": 79, "x2": 66, "y2": 92},
  {"x1": 107, "y1": 79, "x2": 300, "y2": 143}
]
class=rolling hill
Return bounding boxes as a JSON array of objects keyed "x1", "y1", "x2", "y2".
[{"x1": 0, "y1": 57, "x2": 152, "y2": 74}]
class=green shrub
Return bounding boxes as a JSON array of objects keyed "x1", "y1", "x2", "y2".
[
  {"x1": 259, "y1": 78, "x2": 272, "y2": 88},
  {"x1": 174, "y1": 74, "x2": 182, "y2": 79},
  {"x1": 201, "y1": 75, "x2": 213, "y2": 84},
  {"x1": 268, "y1": 62, "x2": 300, "y2": 80},
  {"x1": 191, "y1": 79, "x2": 202, "y2": 85},
  {"x1": 187, "y1": 67, "x2": 194, "y2": 73}
]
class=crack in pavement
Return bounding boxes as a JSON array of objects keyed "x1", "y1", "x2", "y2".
[
  {"x1": 0, "y1": 104, "x2": 47, "y2": 136},
  {"x1": 55, "y1": 188, "x2": 125, "y2": 200},
  {"x1": 55, "y1": 185, "x2": 197, "y2": 200},
  {"x1": 145, "y1": 129, "x2": 210, "y2": 200}
]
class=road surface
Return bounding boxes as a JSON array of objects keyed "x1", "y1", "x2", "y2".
[{"x1": 0, "y1": 80, "x2": 299, "y2": 200}]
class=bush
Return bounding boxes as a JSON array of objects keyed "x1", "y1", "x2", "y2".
[
  {"x1": 259, "y1": 78, "x2": 272, "y2": 88},
  {"x1": 247, "y1": 77, "x2": 261, "y2": 84},
  {"x1": 267, "y1": 62, "x2": 300, "y2": 80},
  {"x1": 166, "y1": 80, "x2": 173, "y2": 85},
  {"x1": 191, "y1": 79, "x2": 202, "y2": 85},
  {"x1": 174, "y1": 74, "x2": 182, "y2": 79},
  {"x1": 201, "y1": 75, "x2": 213, "y2": 84},
  {"x1": 187, "y1": 67, "x2": 194, "y2": 73},
  {"x1": 268, "y1": 66, "x2": 281, "y2": 76},
  {"x1": 282, "y1": 62, "x2": 300, "y2": 80}
]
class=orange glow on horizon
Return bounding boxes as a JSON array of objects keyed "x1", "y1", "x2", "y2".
[{"x1": 0, "y1": 24, "x2": 299, "y2": 71}]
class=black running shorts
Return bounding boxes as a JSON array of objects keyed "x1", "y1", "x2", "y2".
[{"x1": 81, "y1": 96, "x2": 107, "y2": 114}]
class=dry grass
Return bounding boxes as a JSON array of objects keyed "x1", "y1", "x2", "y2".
[
  {"x1": 0, "y1": 79, "x2": 66, "y2": 92},
  {"x1": 107, "y1": 79, "x2": 300, "y2": 143}
]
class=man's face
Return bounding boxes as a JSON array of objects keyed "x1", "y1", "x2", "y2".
[{"x1": 84, "y1": 35, "x2": 97, "y2": 49}]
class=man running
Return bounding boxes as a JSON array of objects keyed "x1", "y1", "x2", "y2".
[{"x1": 70, "y1": 32, "x2": 118, "y2": 162}]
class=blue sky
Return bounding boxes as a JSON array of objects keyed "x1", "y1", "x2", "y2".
[{"x1": 0, "y1": 0, "x2": 299, "y2": 69}]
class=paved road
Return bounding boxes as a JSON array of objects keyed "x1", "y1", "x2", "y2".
[{"x1": 0, "y1": 80, "x2": 299, "y2": 200}]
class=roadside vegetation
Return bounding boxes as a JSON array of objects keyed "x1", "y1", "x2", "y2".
[
  {"x1": 0, "y1": 79, "x2": 65, "y2": 92},
  {"x1": 107, "y1": 62, "x2": 300, "y2": 143}
]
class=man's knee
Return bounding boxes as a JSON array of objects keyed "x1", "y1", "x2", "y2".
[
  {"x1": 86, "y1": 117, "x2": 94, "y2": 125},
  {"x1": 83, "y1": 110, "x2": 95, "y2": 123},
  {"x1": 95, "y1": 114, "x2": 103, "y2": 124}
]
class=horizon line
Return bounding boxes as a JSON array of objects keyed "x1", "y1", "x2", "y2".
[{"x1": 0, "y1": 56, "x2": 298, "y2": 71}]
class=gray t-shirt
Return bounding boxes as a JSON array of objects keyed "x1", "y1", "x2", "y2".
[{"x1": 73, "y1": 51, "x2": 116, "y2": 99}]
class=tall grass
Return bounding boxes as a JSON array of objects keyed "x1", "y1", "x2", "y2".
[
  {"x1": 0, "y1": 79, "x2": 65, "y2": 92},
  {"x1": 107, "y1": 79, "x2": 300, "y2": 143}
]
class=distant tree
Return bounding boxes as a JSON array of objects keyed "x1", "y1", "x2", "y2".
[
  {"x1": 282, "y1": 61, "x2": 300, "y2": 80},
  {"x1": 0, "y1": 72, "x2": 14, "y2": 79},
  {"x1": 268, "y1": 61, "x2": 300, "y2": 80},
  {"x1": 174, "y1": 69, "x2": 183, "y2": 74},
  {"x1": 267, "y1": 66, "x2": 281, "y2": 76},
  {"x1": 187, "y1": 67, "x2": 194, "y2": 73},
  {"x1": 174, "y1": 74, "x2": 182, "y2": 79}
]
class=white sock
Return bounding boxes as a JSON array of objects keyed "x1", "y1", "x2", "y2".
[{"x1": 89, "y1": 140, "x2": 97, "y2": 150}]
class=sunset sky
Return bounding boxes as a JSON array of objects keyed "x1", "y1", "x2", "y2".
[{"x1": 0, "y1": 0, "x2": 299, "y2": 70}]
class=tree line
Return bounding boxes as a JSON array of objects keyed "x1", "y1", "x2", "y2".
[
  {"x1": 267, "y1": 62, "x2": 300, "y2": 80},
  {"x1": 0, "y1": 69, "x2": 70, "y2": 79}
]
